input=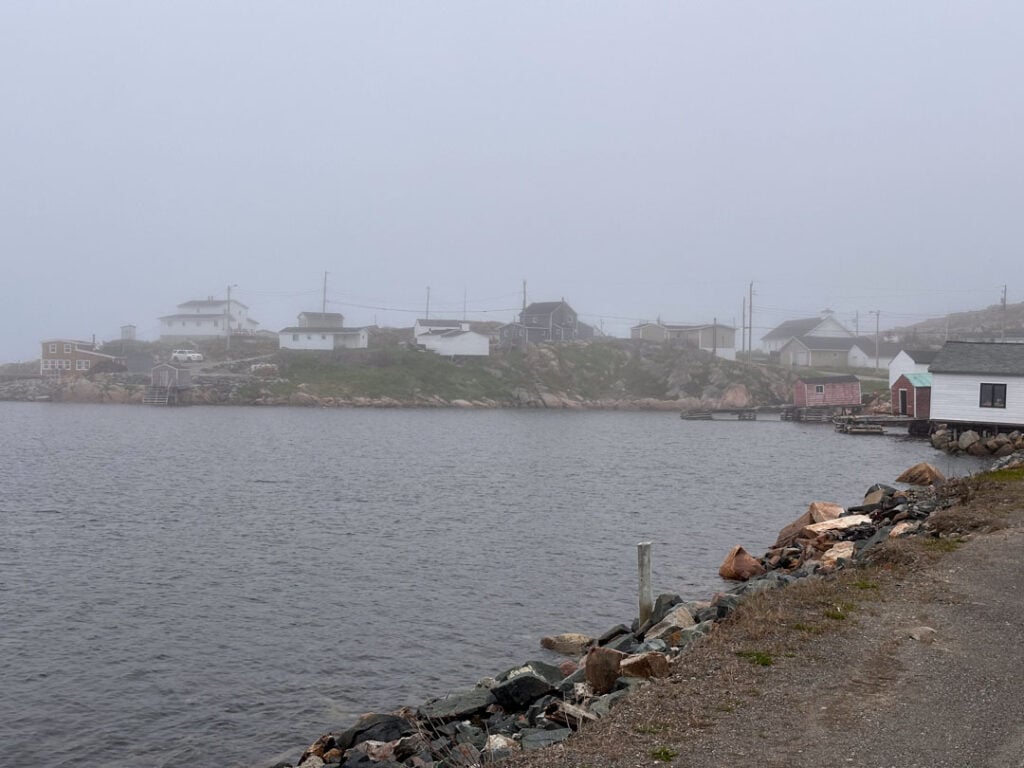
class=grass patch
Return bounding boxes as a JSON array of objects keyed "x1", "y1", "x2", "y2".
[
  {"x1": 978, "y1": 466, "x2": 1024, "y2": 483},
  {"x1": 924, "y1": 537, "x2": 964, "y2": 553},
  {"x1": 852, "y1": 579, "x2": 879, "y2": 590},
  {"x1": 792, "y1": 621, "x2": 826, "y2": 634},
  {"x1": 823, "y1": 601, "x2": 856, "y2": 620},
  {"x1": 649, "y1": 746, "x2": 678, "y2": 762},
  {"x1": 635, "y1": 723, "x2": 669, "y2": 735},
  {"x1": 735, "y1": 650, "x2": 773, "y2": 666}
]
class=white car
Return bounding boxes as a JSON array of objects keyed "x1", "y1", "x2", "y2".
[{"x1": 170, "y1": 349, "x2": 204, "y2": 363}]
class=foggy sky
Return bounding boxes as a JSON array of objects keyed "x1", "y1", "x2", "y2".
[{"x1": 2, "y1": 2, "x2": 1022, "y2": 362}]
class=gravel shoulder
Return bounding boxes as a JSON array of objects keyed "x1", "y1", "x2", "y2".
[{"x1": 508, "y1": 477, "x2": 1024, "y2": 768}]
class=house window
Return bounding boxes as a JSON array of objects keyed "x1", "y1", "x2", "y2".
[
  {"x1": 64, "y1": 343, "x2": 72, "y2": 353},
  {"x1": 49, "y1": 343, "x2": 57, "y2": 353},
  {"x1": 76, "y1": 359, "x2": 90, "y2": 370},
  {"x1": 814, "y1": 384, "x2": 825, "y2": 394},
  {"x1": 292, "y1": 334, "x2": 299, "y2": 341},
  {"x1": 321, "y1": 335, "x2": 327, "y2": 340},
  {"x1": 980, "y1": 383, "x2": 1007, "y2": 408}
]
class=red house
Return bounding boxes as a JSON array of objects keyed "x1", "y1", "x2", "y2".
[
  {"x1": 793, "y1": 375, "x2": 862, "y2": 408},
  {"x1": 890, "y1": 372, "x2": 931, "y2": 418}
]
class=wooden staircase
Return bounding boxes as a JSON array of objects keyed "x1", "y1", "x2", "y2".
[{"x1": 143, "y1": 386, "x2": 171, "y2": 405}]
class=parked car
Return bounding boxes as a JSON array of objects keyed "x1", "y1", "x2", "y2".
[{"x1": 170, "y1": 349, "x2": 204, "y2": 363}]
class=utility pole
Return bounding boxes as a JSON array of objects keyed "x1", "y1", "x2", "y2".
[
  {"x1": 869, "y1": 309, "x2": 880, "y2": 369},
  {"x1": 854, "y1": 310, "x2": 859, "y2": 336},
  {"x1": 322, "y1": 271, "x2": 328, "y2": 315},
  {"x1": 747, "y1": 281, "x2": 754, "y2": 362},
  {"x1": 1001, "y1": 284, "x2": 1008, "y2": 341},
  {"x1": 425, "y1": 286, "x2": 430, "y2": 320},
  {"x1": 463, "y1": 287, "x2": 467, "y2": 321},
  {"x1": 225, "y1": 284, "x2": 234, "y2": 354},
  {"x1": 712, "y1": 317, "x2": 718, "y2": 357},
  {"x1": 741, "y1": 296, "x2": 747, "y2": 357}
]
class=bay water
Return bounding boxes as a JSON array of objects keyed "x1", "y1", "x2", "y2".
[{"x1": 0, "y1": 403, "x2": 985, "y2": 767}]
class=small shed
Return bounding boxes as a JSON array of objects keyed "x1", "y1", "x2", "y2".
[
  {"x1": 151, "y1": 363, "x2": 192, "y2": 389},
  {"x1": 793, "y1": 375, "x2": 861, "y2": 408},
  {"x1": 891, "y1": 372, "x2": 931, "y2": 418}
]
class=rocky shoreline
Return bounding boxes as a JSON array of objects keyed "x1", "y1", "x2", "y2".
[
  {"x1": 929, "y1": 423, "x2": 1024, "y2": 457},
  {"x1": 0, "y1": 373, "x2": 755, "y2": 412},
  {"x1": 264, "y1": 453, "x2": 1022, "y2": 768}
]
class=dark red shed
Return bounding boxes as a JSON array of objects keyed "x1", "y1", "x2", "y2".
[{"x1": 890, "y1": 372, "x2": 931, "y2": 418}]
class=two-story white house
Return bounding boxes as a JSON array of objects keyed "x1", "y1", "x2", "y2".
[
  {"x1": 929, "y1": 341, "x2": 1024, "y2": 430},
  {"x1": 159, "y1": 298, "x2": 259, "y2": 340},
  {"x1": 761, "y1": 310, "x2": 853, "y2": 354}
]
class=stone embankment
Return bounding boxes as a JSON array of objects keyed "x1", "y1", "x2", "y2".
[
  {"x1": 930, "y1": 425, "x2": 1024, "y2": 457},
  {"x1": 269, "y1": 455, "x2": 1021, "y2": 768}
]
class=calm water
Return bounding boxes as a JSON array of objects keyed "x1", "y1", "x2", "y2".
[{"x1": 0, "y1": 403, "x2": 985, "y2": 767}]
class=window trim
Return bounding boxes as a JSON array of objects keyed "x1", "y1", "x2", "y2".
[
  {"x1": 980, "y1": 382, "x2": 1007, "y2": 409},
  {"x1": 814, "y1": 384, "x2": 825, "y2": 394}
]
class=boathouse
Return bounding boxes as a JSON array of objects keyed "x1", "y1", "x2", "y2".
[{"x1": 793, "y1": 375, "x2": 861, "y2": 409}]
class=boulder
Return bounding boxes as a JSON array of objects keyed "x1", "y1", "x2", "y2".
[
  {"x1": 643, "y1": 605, "x2": 697, "y2": 645},
  {"x1": 491, "y1": 672, "x2": 555, "y2": 711},
  {"x1": 620, "y1": 651, "x2": 670, "y2": 680},
  {"x1": 335, "y1": 714, "x2": 415, "y2": 752},
  {"x1": 417, "y1": 687, "x2": 495, "y2": 722},
  {"x1": 773, "y1": 501, "x2": 844, "y2": 548},
  {"x1": 820, "y1": 541, "x2": 856, "y2": 568},
  {"x1": 967, "y1": 441, "x2": 991, "y2": 456},
  {"x1": 718, "y1": 545, "x2": 765, "y2": 581},
  {"x1": 583, "y1": 646, "x2": 627, "y2": 695},
  {"x1": 802, "y1": 514, "x2": 873, "y2": 537},
  {"x1": 889, "y1": 521, "x2": 919, "y2": 538},
  {"x1": 540, "y1": 633, "x2": 594, "y2": 656},
  {"x1": 519, "y1": 728, "x2": 572, "y2": 751},
  {"x1": 958, "y1": 430, "x2": 980, "y2": 450}
]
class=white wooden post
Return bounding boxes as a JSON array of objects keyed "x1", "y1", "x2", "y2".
[{"x1": 638, "y1": 541, "x2": 653, "y2": 626}]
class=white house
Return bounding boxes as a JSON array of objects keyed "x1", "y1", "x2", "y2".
[
  {"x1": 630, "y1": 322, "x2": 736, "y2": 360},
  {"x1": 416, "y1": 329, "x2": 490, "y2": 357},
  {"x1": 888, "y1": 349, "x2": 939, "y2": 388},
  {"x1": 929, "y1": 341, "x2": 1024, "y2": 429},
  {"x1": 761, "y1": 310, "x2": 852, "y2": 353},
  {"x1": 160, "y1": 298, "x2": 259, "y2": 340},
  {"x1": 847, "y1": 339, "x2": 900, "y2": 371},
  {"x1": 414, "y1": 319, "x2": 468, "y2": 338}
]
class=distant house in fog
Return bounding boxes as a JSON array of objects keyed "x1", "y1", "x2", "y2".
[
  {"x1": 416, "y1": 328, "x2": 490, "y2": 357},
  {"x1": 40, "y1": 339, "x2": 123, "y2": 377},
  {"x1": 762, "y1": 310, "x2": 852, "y2": 353},
  {"x1": 498, "y1": 300, "x2": 593, "y2": 347},
  {"x1": 414, "y1": 319, "x2": 469, "y2": 338},
  {"x1": 630, "y1": 321, "x2": 736, "y2": 360},
  {"x1": 159, "y1": 298, "x2": 259, "y2": 340},
  {"x1": 278, "y1": 311, "x2": 367, "y2": 351}
]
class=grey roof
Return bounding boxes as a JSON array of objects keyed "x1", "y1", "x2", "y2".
[
  {"x1": 929, "y1": 341, "x2": 1024, "y2": 375},
  {"x1": 279, "y1": 326, "x2": 364, "y2": 334},
  {"x1": 417, "y1": 318, "x2": 463, "y2": 327},
  {"x1": 796, "y1": 374, "x2": 859, "y2": 385},
  {"x1": 902, "y1": 349, "x2": 939, "y2": 364},
  {"x1": 298, "y1": 311, "x2": 344, "y2": 322},
  {"x1": 178, "y1": 298, "x2": 249, "y2": 309},
  {"x1": 762, "y1": 318, "x2": 822, "y2": 341},
  {"x1": 523, "y1": 301, "x2": 573, "y2": 315},
  {"x1": 788, "y1": 335, "x2": 859, "y2": 351},
  {"x1": 663, "y1": 322, "x2": 736, "y2": 332}
]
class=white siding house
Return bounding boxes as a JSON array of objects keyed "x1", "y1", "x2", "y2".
[
  {"x1": 888, "y1": 349, "x2": 939, "y2": 388},
  {"x1": 417, "y1": 330, "x2": 490, "y2": 357},
  {"x1": 761, "y1": 311, "x2": 852, "y2": 353},
  {"x1": 929, "y1": 342, "x2": 1024, "y2": 428},
  {"x1": 160, "y1": 299, "x2": 259, "y2": 340},
  {"x1": 279, "y1": 327, "x2": 368, "y2": 350},
  {"x1": 414, "y1": 319, "x2": 468, "y2": 338}
]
